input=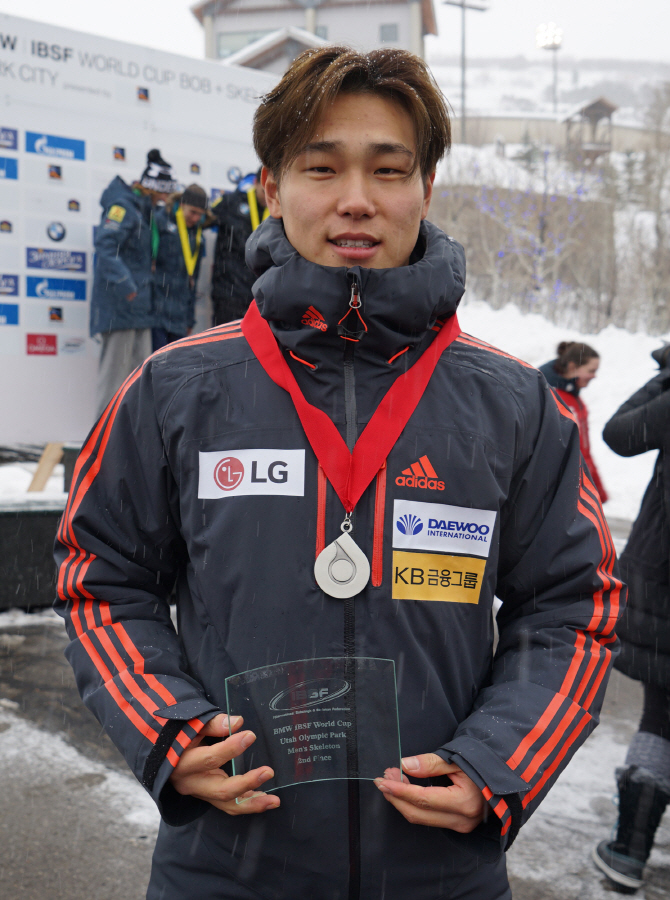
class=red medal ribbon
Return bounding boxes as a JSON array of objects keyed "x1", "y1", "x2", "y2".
[{"x1": 242, "y1": 300, "x2": 461, "y2": 513}]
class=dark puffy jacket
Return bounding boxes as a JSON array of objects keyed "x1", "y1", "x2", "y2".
[
  {"x1": 211, "y1": 187, "x2": 264, "y2": 324},
  {"x1": 603, "y1": 357, "x2": 670, "y2": 687},
  {"x1": 55, "y1": 218, "x2": 622, "y2": 900},
  {"x1": 90, "y1": 176, "x2": 154, "y2": 335},
  {"x1": 153, "y1": 203, "x2": 205, "y2": 337}
]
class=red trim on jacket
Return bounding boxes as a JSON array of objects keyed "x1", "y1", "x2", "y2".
[{"x1": 554, "y1": 388, "x2": 608, "y2": 503}]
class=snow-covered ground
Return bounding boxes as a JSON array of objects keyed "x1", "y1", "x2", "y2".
[
  {"x1": 0, "y1": 461, "x2": 67, "y2": 502},
  {"x1": 459, "y1": 298, "x2": 664, "y2": 523}
]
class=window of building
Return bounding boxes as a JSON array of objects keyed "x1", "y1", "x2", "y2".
[
  {"x1": 379, "y1": 23, "x2": 399, "y2": 43},
  {"x1": 217, "y1": 30, "x2": 273, "y2": 58},
  {"x1": 315, "y1": 25, "x2": 328, "y2": 40}
]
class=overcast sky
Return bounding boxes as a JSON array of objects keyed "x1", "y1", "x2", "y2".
[{"x1": 0, "y1": 0, "x2": 668, "y2": 64}]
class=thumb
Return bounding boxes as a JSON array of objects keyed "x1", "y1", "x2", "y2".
[
  {"x1": 401, "y1": 753, "x2": 460, "y2": 779},
  {"x1": 199, "y1": 713, "x2": 243, "y2": 741}
]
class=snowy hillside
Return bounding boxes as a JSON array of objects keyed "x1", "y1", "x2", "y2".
[{"x1": 459, "y1": 298, "x2": 664, "y2": 523}]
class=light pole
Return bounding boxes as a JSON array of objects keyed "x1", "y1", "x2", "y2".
[
  {"x1": 536, "y1": 22, "x2": 563, "y2": 116},
  {"x1": 443, "y1": 0, "x2": 488, "y2": 144}
]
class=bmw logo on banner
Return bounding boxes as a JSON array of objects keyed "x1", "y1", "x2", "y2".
[{"x1": 47, "y1": 222, "x2": 66, "y2": 242}]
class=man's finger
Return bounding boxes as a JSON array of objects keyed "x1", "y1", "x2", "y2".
[
  {"x1": 375, "y1": 777, "x2": 462, "y2": 814},
  {"x1": 175, "y1": 729, "x2": 256, "y2": 777},
  {"x1": 379, "y1": 791, "x2": 478, "y2": 831},
  {"x1": 401, "y1": 753, "x2": 460, "y2": 779},
  {"x1": 182, "y1": 765, "x2": 275, "y2": 804},
  {"x1": 200, "y1": 714, "x2": 243, "y2": 739}
]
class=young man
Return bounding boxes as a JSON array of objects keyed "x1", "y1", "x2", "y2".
[
  {"x1": 90, "y1": 149, "x2": 179, "y2": 417},
  {"x1": 56, "y1": 48, "x2": 622, "y2": 899},
  {"x1": 210, "y1": 168, "x2": 268, "y2": 325},
  {"x1": 152, "y1": 184, "x2": 214, "y2": 351}
]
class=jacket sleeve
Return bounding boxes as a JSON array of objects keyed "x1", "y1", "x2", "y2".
[
  {"x1": 93, "y1": 204, "x2": 139, "y2": 296},
  {"x1": 603, "y1": 370, "x2": 670, "y2": 457},
  {"x1": 54, "y1": 360, "x2": 221, "y2": 825},
  {"x1": 439, "y1": 375, "x2": 624, "y2": 848}
]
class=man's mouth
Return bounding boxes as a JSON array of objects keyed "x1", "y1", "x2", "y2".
[{"x1": 330, "y1": 239, "x2": 379, "y2": 248}]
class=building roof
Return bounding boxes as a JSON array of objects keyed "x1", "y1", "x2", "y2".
[
  {"x1": 222, "y1": 25, "x2": 329, "y2": 68},
  {"x1": 563, "y1": 96, "x2": 619, "y2": 125},
  {"x1": 191, "y1": 0, "x2": 438, "y2": 36}
]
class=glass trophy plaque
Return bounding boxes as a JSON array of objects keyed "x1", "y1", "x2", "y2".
[{"x1": 226, "y1": 657, "x2": 401, "y2": 793}]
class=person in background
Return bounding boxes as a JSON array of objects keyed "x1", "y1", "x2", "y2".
[
  {"x1": 210, "y1": 168, "x2": 268, "y2": 325},
  {"x1": 593, "y1": 343, "x2": 670, "y2": 892},
  {"x1": 153, "y1": 184, "x2": 215, "y2": 351},
  {"x1": 539, "y1": 341, "x2": 608, "y2": 503},
  {"x1": 90, "y1": 149, "x2": 179, "y2": 417}
]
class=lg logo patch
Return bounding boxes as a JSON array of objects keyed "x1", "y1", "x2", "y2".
[{"x1": 199, "y1": 449, "x2": 305, "y2": 498}]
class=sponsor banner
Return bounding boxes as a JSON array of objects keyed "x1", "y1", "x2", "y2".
[
  {"x1": 391, "y1": 552, "x2": 486, "y2": 604},
  {"x1": 393, "y1": 499, "x2": 496, "y2": 559},
  {"x1": 0, "y1": 303, "x2": 19, "y2": 325},
  {"x1": 27, "y1": 276, "x2": 86, "y2": 301},
  {"x1": 0, "y1": 128, "x2": 18, "y2": 150},
  {"x1": 0, "y1": 275, "x2": 18, "y2": 296},
  {"x1": 26, "y1": 248, "x2": 86, "y2": 272},
  {"x1": 0, "y1": 157, "x2": 18, "y2": 180},
  {"x1": 198, "y1": 449, "x2": 305, "y2": 498},
  {"x1": 26, "y1": 132, "x2": 86, "y2": 161},
  {"x1": 26, "y1": 333, "x2": 57, "y2": 355},
  {"x1": 60, "y1": 336, "x2": 86, "y2": 355}
]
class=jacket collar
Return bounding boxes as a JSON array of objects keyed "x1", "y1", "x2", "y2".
[
  {"x1": 245, "y1": 217, "x2": 466, "y2": 363},
  {"x1": 540, "y1": 359, "x2": 581, "y2": 397}
]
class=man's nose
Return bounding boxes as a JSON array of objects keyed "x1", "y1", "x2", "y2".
[{"x1": 336, "y1": 172, "x2": 375, "y2": 219}]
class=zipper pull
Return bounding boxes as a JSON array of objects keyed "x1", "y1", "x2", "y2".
[
  {"x1": 349, "y1": 275, "x2": 361, "y2": 309},
  {"x1": 338, "y1": 273, "x2": 367, "y2": 341}
]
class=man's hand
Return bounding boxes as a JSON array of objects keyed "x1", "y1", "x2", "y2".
[
  {"x1": 374, "y1": 753, "x2": 486, "y2": 832},
  {"x1": 169, "y1": 714, "x2": 280, "y2": 815},
  {"x1": 126, "y1": 291, "x2": 137, "y2": 301}
]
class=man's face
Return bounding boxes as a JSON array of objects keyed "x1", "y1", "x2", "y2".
[
  {"x1": 181, "y1": 203, "x2": 204, "y2": 228},
  {"x1": 263, "y1": 92, "x2": 433, "y2": 269}
]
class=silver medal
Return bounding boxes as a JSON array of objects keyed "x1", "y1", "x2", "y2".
[{"x1": 314, "y1": 516, "x2": 370, "y2": 599}]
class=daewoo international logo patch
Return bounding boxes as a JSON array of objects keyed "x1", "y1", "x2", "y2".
[
  {"x1": 392, "y1": 499, "x2": 497, "y2": 559},
  {"x1": 301, "y1": 305, "x2": 327, "y2": 332},
  {"x1": 395, "y1": 455, "x2": 444, "y2": 491},
  {"x1": 198, "y1": 449, "x2": 305, "y2": 498}
]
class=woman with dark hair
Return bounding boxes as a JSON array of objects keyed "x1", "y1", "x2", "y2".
[
  {"x1": 592, "y1": 343, "x2": 670, "y2": 891},
  {"x1": 540, "y1": 341, "x2": 608, "y2": 503}
]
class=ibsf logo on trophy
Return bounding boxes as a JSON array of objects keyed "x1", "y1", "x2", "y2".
[
  {"x1": 269, "y1": 678, "x2": 351, "y2": 711},
  {"x1": 214, "y1": 456, "x2": 244, "y2": 491}
]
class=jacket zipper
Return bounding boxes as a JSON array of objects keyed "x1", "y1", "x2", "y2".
[{"x1": 343, "y1": 274, "x2": 361, "y2": 900}]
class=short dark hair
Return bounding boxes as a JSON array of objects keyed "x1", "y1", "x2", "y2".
[
  {"x1": 555, "y1": 341, "x2": 599, "y2": 373},
  {"x1": 253, "y1": 46, "x2": 451, "y2": 182}
]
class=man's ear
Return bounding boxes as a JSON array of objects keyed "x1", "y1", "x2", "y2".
[
  {"x1": 421, "y1": 172, "x2": 436, "y2": 220},
  {"x1": 261, "y1": 166, "x2": 282, "y2": 219}
]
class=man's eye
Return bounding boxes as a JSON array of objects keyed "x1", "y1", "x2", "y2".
[
  {"x1": 376, "y1": 167, "x2": 402, "y2": 175},
  {"x1": 309, "y1": 166, "x2": 334, "y2": 174}
]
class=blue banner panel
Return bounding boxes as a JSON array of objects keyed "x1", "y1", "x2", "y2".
[
  {"x1": 25, "y1": 131, "x2": 86, "y2": 161},
  {"x1": 26, "y1": 248, "x2": 86, "y2": 272},
  {"x1": 27, "y1": 276, "x2": 86, "y2": 301},
  {"x1": 0, "y1": 303, "x2": 19, "y2": 325},
  {"x1": 0, "y1": 274, "x2": 18, "y2": 296},
  {"x1": 0, "y1": 157, "x2": 18, "y2": 179},
  {"x1": 0, "y1": 128, "x2": 18, "y2": 150}
]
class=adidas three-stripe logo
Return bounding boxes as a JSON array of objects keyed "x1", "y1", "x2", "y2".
[
  {"x1": 395, "y1": 455, "x2": 445, "y2": 491},
  {"x1": 301, "y1": 305, "x2": 328, "y2": 332}
]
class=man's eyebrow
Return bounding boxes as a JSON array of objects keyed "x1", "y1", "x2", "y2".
[
  {"x1": 370, "y1": 142, "x2": 414, "y2": 158},
  {"x1": 298, "y1": 140, "x2": 414, "y2": 157}
]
